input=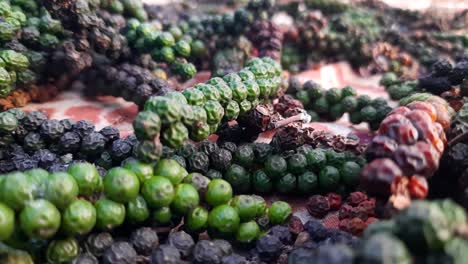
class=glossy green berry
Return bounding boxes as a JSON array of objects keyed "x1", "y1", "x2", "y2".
[
  {"x1": 126, "y1": 195, "x2": 150, "y2": 224},
  {"x1": 68, "y1": 162, "x2": 101, "y2": 197},
  {"x1": 20, "y1": 199, "x2": 61, "y2": 239},
  {"x1": 171, "y1": 183, "x2": 199, "y2": 215},
  {"x1": 95, "y1": 199, "x2": 125, "y2": 230},
  {"x1": 0, "y1": 202, "x2": 14, "y2": 241},
  {"x1": 62, "y1": 199, "x2": 96, "y2": 236},
  {"x1": 186, "y1": 206, "x2": 208, "y2": 233},
  {"x1": 142, "y1": 176, "x2": 174, "y2": 208},
  {"x1": 268, "y1": 201, "x2": 292, "y2": 225},
  {"x1": 45, "y1": 172, "x2": 79, "y2": 210},
  {"x1": 46, "y1": 238, "x2": 79, "y2": 264},
  {"x1": 104, "y1": 167, "x2": 140, "y2": 203}
]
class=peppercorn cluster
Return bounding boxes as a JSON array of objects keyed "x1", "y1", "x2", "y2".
[
  {"x1": 0, "y1": 159, "x2": 293, "y2": 262},
  {"x1": 122, "y1": 18, "x2": 199, "y2": 80},
  {"x1": 381, "y1": 56, "x2": 468, "y2": 100},
  {"x1": 81, "y1": 63, "x2": 173, "y2": 108},
  {"x1": 133, "y1": 57, "x2": 282, "y2": 162},
  {"x1": 289, "y1": 78, "x2": 392, "y2": 130},
  {"x1": 306, "y1": 192, "x2": 377, "y2": 236},
  {"x1": 162, "y1": 138, "x2": 365, "y2": 196},
  {"x1": 0, "y1": 109, "x2": 136, "y2": 173},
  {"x1": 362, "y1": 96, "x2": 452, "y2": 208},
  {"x1": 0, "y1": 1, "x2": 66, "y2": 98},
  {"x1": 100, "y1": 0, "x2": 148, "y2": 20}
]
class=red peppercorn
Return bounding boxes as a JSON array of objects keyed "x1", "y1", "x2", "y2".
[
  {"x1": 393, "y1": 145, "x2": 427, "y2": 176},
  {"x1": 406, "y1": 101, "x2": 437, "y2": 122},
  {"x1": 338, "y1": 218, "x2": 350, "y2": 232},
  {"x1": 357, "y1": 199, "x2": 376, "y2": 217},
  {"x1": 408, "y1": 175, "x2": 428, "y2": 199},
  {"x1": 307, "y1": 195, "x2": 330, "y2": 218},
  {"x1": 346, "y1": 217, "x2": 367, "y2": 236},
  {"x1": 414, "y1": 141, "x2": 440, "y2": 177},
  {"x1": 350, "y1": 206, "x2": 369, "y2": 221},
  {"x1": 327, "y1": 193, "x2": 342, "y2": 210},
  {"x1": 346, "y1": 192, "x2": 368, "y2": 206},
  {"x1": 338, "y1": 204, "x2": 353, "y2": 220},
  {"x1": 361, "y1": 158, "x2": 402, "y2": 197},
  {"x1": 387, "y1": 106, "x2": 411, "y2": 117},
  {"x1": 365, "y1": 135, "x2": 398, "y2": 160}
]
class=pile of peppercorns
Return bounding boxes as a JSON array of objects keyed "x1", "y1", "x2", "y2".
[{"x1": 0, "y1": 109, "x2": 136, "y2": 173}]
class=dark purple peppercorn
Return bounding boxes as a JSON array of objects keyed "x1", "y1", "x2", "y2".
[
  {"x1": 188, "y1": 152, "x2": 210, "y2": 174},
  {"x1": 268, "y1": 225, "x2": 293, "y2": 245},
  {"x1": 219, "y1": 141, "x2": 237, "y2": 154},
  {"x1": 418, "y1": 76, "x2": 451, "y2": 95},
  {"x1": 73, "y1": 120, "x2": 95, "y2": 138},
  {"x1": 212, "y1": 240, "x2": 233, "y2": 256},
  {"x1": 0, "y1": 160, "x2": 15, "y2": 173},
  {"x1": 22, "y1": 111, "x2": 47, "y2": 131},
  {"x1": 431, "y1": 59, "x2": 452, "y2": 76},
  {"x1": 110, "y1": 139, "x2": 132, "y2": 161},
  {"x1": 150, "y1": 244, "x2": 181, "y2": 264},
  {"x1": 81, "y1": 132, "x2": 107, "y2": 157},
  {"x1": 210, "y1": 149, "x2": 232, "y2": 172},
  {"x1": 33, "y1": 149, "x2": 57, "y2": 168},
  {"x1": 198, "y1": 140, "x2": 219, "y2": 156},
  {"x1": 13, "y1": 125, "x2": 28, "y2": 142},
  {"x1": 168, "y1": 231, "x2": 195, "y2": 258},
  {"x1": 315, "y1": 244, "x2": 354, "y2": 264},
  {"x1": 96, "y1": 151, "x2": 113, "y2": 169},
  {"x1": 85, "y1": 233, "x2": 114, "y2": 257},
  {"x1": 13, "y1": 158, "x2": 38, "y2": 171},
  {"x1": 304, "y1": 220, "x2": 331, "y2": 242},
  {"x1": 255, "y1": 234, "x2": 284, "y2": 261},
  {"x1": 288, "y1": 247, "x2": 316, "y2": 264},
  {"x1": 59, "y1": 132, "x2": 81, "y2": 154},
  {"x1": 221, "y1": 254, "x2": 247, "y2": 264},
  {"x1": 40, "y1": 119, "x2": 65, "y2": 141},
  {"x1": 176, "y1": 143, "x2": 198, "y2": 158},
  {"x1": 102, "y1": 241, "x2": 137, "y2": 264},
  {"x1": 23, "y1": 132, "x2": 45, "y2": 152},
  {"x1": 60, "y1": 119, "x2": 76, "y2": 131},
  {"x1": 48, "y1": 163, "x2": 68, "y2": 172},
  {"x1": 124, "y1": 135, "x2": 138, "y2": 146},
  {"x1": 99, "y1": 126, "x2": 120, "y2": 143},
  {"x1": 130, "y1": 227, "x2": 159, "y2": 256},
  {"x1": 193, "y1": 240, "x2": 224, "y2": 264},
  {"x1": 449, "y1": 61, "x2": 468, "y2": 85}
]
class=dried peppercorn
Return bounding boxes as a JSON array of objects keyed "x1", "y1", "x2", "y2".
[{"x1": 306, "y1": 195, "x2": 330, "y2": 218}]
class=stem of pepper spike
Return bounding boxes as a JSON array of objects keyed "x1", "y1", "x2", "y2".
[{"x1": 271, "y1": 113, "x2": 311, "y2": 129}]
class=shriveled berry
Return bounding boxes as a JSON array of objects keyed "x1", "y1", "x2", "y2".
[
  {"x1": 168, "y1": 231, "x2": 195, "y2": 258},
  {"x1": 307, "y1": 195, "x2": 330, "y2": 218},
  {"x1": 256, "y1": 234, "x2": 284, "y2": 261},
  {"x1": 393, "y1": 145, "x2": 427, "y2": 176},
  {"x1": 102, "y1": 242, "x2": 137, "y2": 264},
  {"x1": 130, "y1": 227, "x2": 159, "y2": 256},
  {"x1": 361, "y1": 159, "x2": 402, "y2": 197},
  {"x1": 151, "y1": 244, "x2": 181, "y2": 264}
]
